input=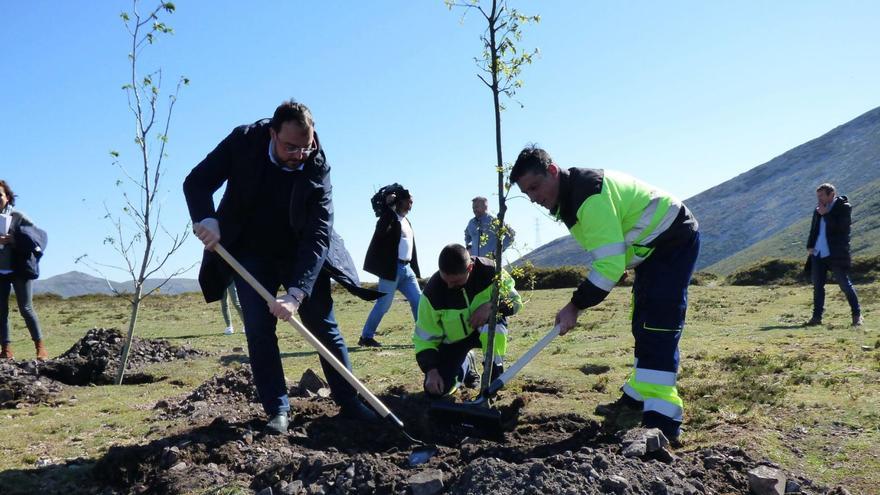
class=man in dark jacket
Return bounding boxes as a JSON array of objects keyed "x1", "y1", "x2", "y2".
[
  {"x1": 805, "y1": 183, "x2": 862, "y2": 326},
  {"x1": 183, "y1": 100, "x2": 378, "y2": 434},
  {"x1": 359, "y1": 186, "x2": 421, "y2": 347}
]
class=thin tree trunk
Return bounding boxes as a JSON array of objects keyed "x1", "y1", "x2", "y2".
[
  {"x1": 480, "y1": 0, "x2": 504, "y2": 393},
  {"x1": 115, "y1": 285, "x2": 143, "y2": 385}
]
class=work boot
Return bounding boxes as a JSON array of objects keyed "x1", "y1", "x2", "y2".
[
  {"x1": 595, "y1": 393, "x2": 643, "y2": 416},
  {"x1": 264, "y1": 412, "x2": 289, "y2": 435},
  {"x1": 0, "y1": 343, "x2": 12, "y2": 360},
  {"x1": 34, "y1": 340, "x2": 48, "y2": 361},
  {"x1": 852, "y1": 314, "x2": 864, "y2": 327},
  {"x1": 357, "y1": 336, "x2": 382, "y2": 348},
  {"x1": 804, "y1": 317, "x2": 822, "y2": 327},
  {"x1": 463, "y1": 351, "x2": 480, "y2": 389}
]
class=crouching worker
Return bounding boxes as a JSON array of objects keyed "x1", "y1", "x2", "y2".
[{"x1": 413, "y1": 244, "x2": 522, "y2": 397}]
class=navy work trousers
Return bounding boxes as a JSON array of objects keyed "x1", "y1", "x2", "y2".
[{"x1": 624, "y1": 230, "x2": 700, "y2": 439}]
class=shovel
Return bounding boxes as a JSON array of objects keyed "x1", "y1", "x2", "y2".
[
  {"x1": 430, "y1": 324, "x2": 561, "y2": 438},
  {"x1": 212, "y1": 243, "x2": 437, "y2": 465}
]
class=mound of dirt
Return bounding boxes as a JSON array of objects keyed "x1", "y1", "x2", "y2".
[
  {"x1": 39, "y1": 327, "x2": 205, "y2": 386},
  {"x1": 156, "y1": 365, "x2": 263, "y2": 421},
  {"x1": 0, "y1": 360, "x2": 64, "y2": 409},
  {"x1": 84, "y1": 370, "x2": 852, "y2": 494},
  {"x1": 0, "y1": 328, "x2": 207, "y2": 409}
]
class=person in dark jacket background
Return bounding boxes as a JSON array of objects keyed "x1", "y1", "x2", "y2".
[
  {"x1": 0, "y1": 180, "x2": 48, "y2": 361},
  {"x1": 183, "y1": 100, "x2": 379, "y2": 435},
  {"x1": 805, "y1": 183, "x2": 862, "y2": 326},
  {"x1": 359, "y1": 186, "x2": 421, "y2": 347}
]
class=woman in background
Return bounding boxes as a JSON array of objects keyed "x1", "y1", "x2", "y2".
[{"x1": 0, "y1": 179, "x2": 47, "y2": 360}]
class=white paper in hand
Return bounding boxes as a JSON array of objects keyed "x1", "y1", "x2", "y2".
[{"x1": 0, "y1": 213, "x2": 10, "y2": 250}]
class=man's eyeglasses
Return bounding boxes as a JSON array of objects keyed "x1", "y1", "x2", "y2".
[{"x1": 282, "y1": 145, "x2": 317, "y2": 156}]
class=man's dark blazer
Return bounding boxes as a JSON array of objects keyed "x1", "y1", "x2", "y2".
[
  {"x1": 363, "y1": 209, "x2": 420, "y2": 281},
  {"x1": 806, "y1": 195, "x2": 853, "y2": 269},
  {"x1": 183, "y1": 119, "x2": 377, "y2": 303}
]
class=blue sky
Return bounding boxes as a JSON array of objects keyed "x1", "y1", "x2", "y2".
[{"x1": 2, "y1": 1, "x2": 878, "y2": 283}]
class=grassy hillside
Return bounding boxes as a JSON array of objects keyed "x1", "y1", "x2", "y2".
[
  {"x1": 709, "y1": 178, "x2": 880, "y2": 275},
  {"x1": 1, "y1": 285, "x2": 878, "y2": 492},
  {"x1": 688, "y1": 106, "x2": 880, "y2": 269}
]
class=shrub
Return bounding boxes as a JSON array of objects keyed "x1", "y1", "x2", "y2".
[
  {"x1": 727, "y1": 258, "x2": 807, "y2": 286},
  {"x1": 727, "y1": 254, "x2": 880, "y2": 286},
  {"x1": 511, "y1": 262, "x2": 586, "y2": 290},
  {"x1": 690, "y1": 271, "x2": 720, "y2": 286},
  {"x1": 511, "y1": 263, "x2": 716, "y2": 289}
]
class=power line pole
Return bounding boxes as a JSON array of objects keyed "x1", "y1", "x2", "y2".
[{"x1": 535, "y1": 218, "x2": 541, "y2": 247}]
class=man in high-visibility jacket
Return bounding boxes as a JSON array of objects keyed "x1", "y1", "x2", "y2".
[
  {"x1": 510, "y1": 145, "x2": 700, "y2": 442},
  {"x1": 413, "y1": 244, "x2": 522, "y2": 397}
]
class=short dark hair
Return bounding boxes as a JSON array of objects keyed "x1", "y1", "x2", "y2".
[
  {"x1": 816, "y1": 183, "x2": 836, "y2": 195},
  {"x1": 0, "y1": 180, "x2": 16, "y2": 207},
  {"x1": 438, "y1": 244, "x2": 471, "y2": 275},
  {"x1": 472, "y1": 196, "x2": 488, "y2": 204},
  {"x1": 271, "y1": 99, "x2": 314, "y2": 134},
  {"x1": 509, "y1": 144, "x2": 554, "y2": 184}
]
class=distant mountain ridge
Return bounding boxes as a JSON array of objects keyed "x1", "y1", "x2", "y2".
[
  {"x1": 516, "y1": 106, "x2": 880, "y2": 272},
  {"x1": 33, "y1": 271, "x2": 200, "y2": 298}
]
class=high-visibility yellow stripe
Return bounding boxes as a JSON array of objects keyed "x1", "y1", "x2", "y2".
[
  {"x1": 414, "y1": 327, "x2": 442, "y2": 342},
  {"x1": 625, "y1": 196, "x2": 662, "y2": 244},
  {"x1": 588, "y1": 269, "x2": 617, "y2": 291},
  {"x1": 635, "y1": 368, "x2": 677, "y2": 386},
  {"x1": 589, "y1": 242, "x2": 627, "y2": 261}
]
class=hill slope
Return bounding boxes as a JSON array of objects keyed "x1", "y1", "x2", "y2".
[
  {"x1": 517, "y1": 106, "x2": 880, "y2": 271},
  {"x1": 33, "y1": 271, "x2": 200, "y2": 298},
  {"x1": 707, "y1": 177, "x2": 880, "y2": 274}
]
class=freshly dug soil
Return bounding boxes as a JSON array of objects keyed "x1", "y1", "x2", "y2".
[
  {"x1": 81, "y1": 368, "x2": 850, "y2": 494},
  {"x1": 0, "y1": 360, "x2": 64, "y2": 409}
]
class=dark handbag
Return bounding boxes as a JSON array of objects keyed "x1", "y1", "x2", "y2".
[{"x1": 13, "y1": 225, "x2": 48, "y2": 280}]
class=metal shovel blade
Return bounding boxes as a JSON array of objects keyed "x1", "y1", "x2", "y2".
[
  {"x1": 428, "y1": 397, "x2": 505, "y2": 439},
  {"x1": 407, "y1": 445, "x2": 439, "y2": 466}
]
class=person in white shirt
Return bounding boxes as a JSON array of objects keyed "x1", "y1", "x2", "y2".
[{"x1": 361, "y1": 186, "x2": 422, "y2": 347}]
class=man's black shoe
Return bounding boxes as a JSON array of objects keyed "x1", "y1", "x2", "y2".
[
  {"x1": 358, "y1": 337, "x2": 382, "y2": 347},
  {"x1": 595, "y1": 394, "x2": 643, "y2": 416},
  {"x1": 264, "y1": 412, "x2": 289, "y2": 435},
  {"x1": 804, "y1": 318, "x2": 823, "y2": 327}
]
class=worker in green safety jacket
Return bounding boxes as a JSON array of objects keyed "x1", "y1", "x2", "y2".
[
  {"x1": 510, "y1": 145, "x2": 700, "y2": 443},
  {"x1": 413, "y1": 243, "x2": 522, "y2": 397}
]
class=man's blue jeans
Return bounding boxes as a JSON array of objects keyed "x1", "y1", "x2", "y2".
[
  {"x1": 360, "y1": 261, "x2": 421, "y2": 339},
  {"x1": 811, "y1": 255, "x2": 861, "y2": 320},
  {"x1": 0, "y1": 274, "x2": 43, "y2": 344},
  {"x1": 234, "y1": 255, "x2": 357, "y2": 416}
]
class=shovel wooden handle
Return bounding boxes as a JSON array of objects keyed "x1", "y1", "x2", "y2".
[{"x1": 213, "y1": 243, "x2": 402, "y2": 427}]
